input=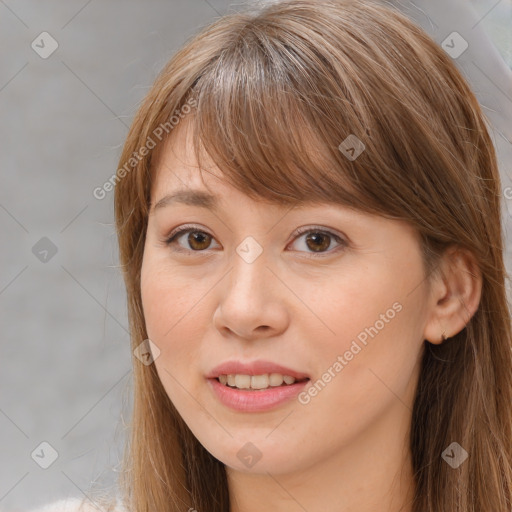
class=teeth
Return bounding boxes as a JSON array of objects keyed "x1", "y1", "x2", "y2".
[
  {"x1": 250, "y1": 374, "x2": 268, "y2": 389},
  {"x1": 217, "y1": 373, "x2": 302, "y2": 390},
  {"x1": 269, "y1": 373, "x2": 284, "y2": 386},
  {"x1": 235, "y1": 374, "x2": 251, "y2": 389}
]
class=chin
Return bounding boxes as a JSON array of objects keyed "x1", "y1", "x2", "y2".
[{"x1": 197, "y1": 433, "x2": 307, "y2": 475}]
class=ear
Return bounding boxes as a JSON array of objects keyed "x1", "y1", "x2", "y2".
[{"x1": 423, "y1": 246, "x2": 482, "y2": 345}]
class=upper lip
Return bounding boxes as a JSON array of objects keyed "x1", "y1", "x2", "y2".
[{"x1": 206, "y1": 360, "x2": 310, "y2": 380}]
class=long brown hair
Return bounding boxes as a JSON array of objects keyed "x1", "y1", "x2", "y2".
[{"x1": 108, "y1": 0, "x2": 512, "y2": 510}]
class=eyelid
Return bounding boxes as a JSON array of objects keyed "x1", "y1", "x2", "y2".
[
  {"x1": 290, "y1": 224, "x2": 345, "y2": 241},
  {"x1": 166, "y1": 223, "x2": 214, "y2": 242}
]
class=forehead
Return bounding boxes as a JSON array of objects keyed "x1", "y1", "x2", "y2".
[
  {"x1": 149, "y1": 125, "x2": 349, "y2": 221},
  {"x1": 149, "y1": 119, "x2": 297, "y2": 214},
  {"x1": 148, "y1": 111, "x2": 389, "y2": 220},
  {"x1": 150, "y1": 124, "x2": 269, "y2": 217},
  {"x1": 151, "y1": 118, "x2": 221, "y2": 191}
]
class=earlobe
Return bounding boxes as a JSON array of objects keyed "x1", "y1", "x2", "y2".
[{"x1": 423, "y1": 247, "x2": 482, "y2": 345}]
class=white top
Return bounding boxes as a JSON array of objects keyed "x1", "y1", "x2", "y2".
[{"x1": 23, "y1": 497, "x2": 126, "y2": 512}]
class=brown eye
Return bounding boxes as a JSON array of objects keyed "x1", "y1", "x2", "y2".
[
  {"x1": 187, "y1": 231, "x2": 212, "y2": 251},
  {"x1": 304, "y1": 232, "x2": 331, "y2": 252},
  {"x1": 165, "y1": 227, "x2": 220, "y2": 253},
  {"x1": 290, "y1": 228, "x2": 346, "y2": 256}
]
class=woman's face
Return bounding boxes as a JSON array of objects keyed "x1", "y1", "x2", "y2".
[{"x1": 141, "y1": 123, "x2": 434, "y2": 476}]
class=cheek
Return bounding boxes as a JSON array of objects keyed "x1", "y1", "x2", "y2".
[
  {"x1": 298, "y1": 255, "x2": 417, "y2": 350},
  {"x1": 296, "y1": 255, "x2": 426, "y2": 417},
  {"x1": 140, "y1": 259, "x2": 209, "y2": 369},
  {"x1": 140, "y1": 261, "x2": 214, "y2": 420}
]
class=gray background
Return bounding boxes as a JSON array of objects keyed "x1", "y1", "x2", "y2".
[{"x1": 0, "y1": 1, "x2": 511, "y2": 510}]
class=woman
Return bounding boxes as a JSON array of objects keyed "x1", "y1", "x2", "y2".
[{"x1": 31, "y1": 0, "x2": 512, "y2": 510}]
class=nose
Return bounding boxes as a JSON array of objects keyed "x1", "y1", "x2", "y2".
[{"x1": 213, "y1": 248, "x2": 290, "y2": 340}]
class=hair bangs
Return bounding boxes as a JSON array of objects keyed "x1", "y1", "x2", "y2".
[{"x1": 176, "y1": 23, "x2": 385, "y2": 215}]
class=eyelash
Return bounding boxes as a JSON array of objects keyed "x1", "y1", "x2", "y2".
[{"x1": 163, "y1": 224, "x2": 347, "y2": 258}]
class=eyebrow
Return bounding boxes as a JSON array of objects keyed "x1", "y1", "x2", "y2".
[{"x1": 151, "y1": 189, "x2": 220, "y2": 213}]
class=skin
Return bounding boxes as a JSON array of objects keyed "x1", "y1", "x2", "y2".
[{"x1": 140, "y1": 120, "x2": 482, "y2": 512}]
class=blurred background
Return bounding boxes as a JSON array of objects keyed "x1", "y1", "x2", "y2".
[{"x1": 0, "y1": 0, "x2": 511, "y2": 510}]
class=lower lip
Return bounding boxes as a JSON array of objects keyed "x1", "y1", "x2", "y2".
[{"x1": 207, "y1": 377, "x2": 310, "y2": 412}]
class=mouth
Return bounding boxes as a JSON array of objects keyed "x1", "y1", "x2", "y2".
[
  {"x1": 207, "y1": 375, "x2": 310, "y2": 412},
  {"x1": 206, "y1": 360, "x2": 311, "y2": 411}
]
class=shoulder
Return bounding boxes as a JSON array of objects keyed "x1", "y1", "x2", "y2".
[{"x1": 25, "y1": 497, "x2": 126, "y2": 512}]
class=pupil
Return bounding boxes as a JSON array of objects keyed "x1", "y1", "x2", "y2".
[
  {"x1": 189, "y1": 232, "x2": 210, "y2": 250},
  {"x1": 307, "y1": 232, "x2": 329, "y2": 252}
]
